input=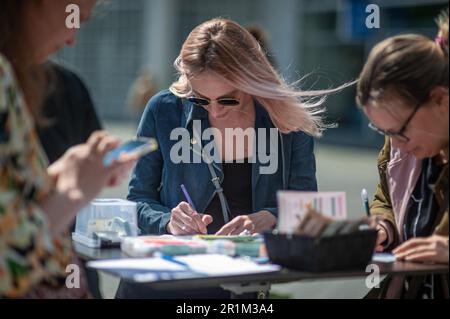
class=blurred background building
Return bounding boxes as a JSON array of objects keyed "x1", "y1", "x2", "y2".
[
  {"x1": 56, "y1": 0, "x2": 448, "y2": 148},
  {"x1": 54, "y1": 0, "x2": 448, "y2": 299}
]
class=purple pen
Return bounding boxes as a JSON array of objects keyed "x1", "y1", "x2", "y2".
[{"x1": 180, "y1": 184, "x2": 197, "y2": 211}]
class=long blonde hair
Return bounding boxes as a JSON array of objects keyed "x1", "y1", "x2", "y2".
[{"x1": 170, "y1": 18, "x2": 351, "y2": 137}]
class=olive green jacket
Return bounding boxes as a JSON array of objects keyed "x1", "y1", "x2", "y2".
[
  {"x1": 371, "y1": 138, "x2": 448, "y2": 250},
  {"x1": 367, "y1": 138, "x2": 448, "y2": 299}
]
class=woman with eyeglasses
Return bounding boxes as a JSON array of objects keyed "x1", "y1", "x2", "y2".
[
  {"x1": 117, "y1": 18, "x2": 348, "y2": 298},
  {"x1": 357, "y1": 10, "x2": 449, "y2": 298}
]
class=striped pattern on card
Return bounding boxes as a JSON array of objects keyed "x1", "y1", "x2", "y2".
[{"x1": 277, "y1": 191, "x2": 347, "y2": 234}]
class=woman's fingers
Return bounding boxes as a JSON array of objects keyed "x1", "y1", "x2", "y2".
[
  {"x1": 169, "y1": 218, "x2": 186, "y2": 235},
  {"x1": 109, "y1": 156, "x2": 138, "y2": 175},
  {"x1": 171, "y1": 213, "x2": 198, "y2": 235},
  {"x1": 118, "y1": 151, "x2": 140, "y2": 163},
  {"x1": 97, "y1": 136, "x2": 121, "y2": 156},
  {"x1": 216, "y1": 216, "x2": 257, "y2": 236},
  {"x1": 47, "y1": 159, "x2": 64, "y2": 178},
  {"x1": 216, "y1": 217, "x2": 244, "y2": 236},
  {"x1": 375, "y1": 245, "x2": 385, "y2": 252},
  {"x1": 215, "y1": 221, "x2": 238, "y2": 236},
  {"x1": 376, "y1": 228, "x2": 387, "y2": 245},
  {"x1": 173, "y1": 207, "x2": 196, "y2": 227},
  {"x1": 179, "y1": 202, "x2": 207, "y2": 234},
  {"x1": 404, "y1": 251, "x2": 437, "y2": 263},
  {"x1": 171, "y1": 205, "x2": 205, "y2": 235},
  {"x1": 393, "y1": 237, "x2": 429, "y2": 254},
  {"x1": 194, "y1": 217, "x2": 207, "y2": 234},
  {"x1": 395, "y1": 244, "x2": 432, "y2": 260},
  {"x1": 232, "y1": 225, "x2": 249, "y2": 236},
  {"x1": 393, "y1": 236, "x2": 449, "y2": 264},
  {"x1": 106, "y1": 159, "x2": 137, "y2": 187},
  {"x1": 199, "y1": 214, "x2": 213, "y2": 226},
  {"x1": 87, "y1": 131, "x2": 108, "y2": 148}
]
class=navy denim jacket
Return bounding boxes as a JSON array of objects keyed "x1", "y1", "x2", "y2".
[{"x1": 128, "y1": 90, "x2": 318, "y2": 235}]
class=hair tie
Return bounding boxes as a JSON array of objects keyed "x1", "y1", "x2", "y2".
[{"x1": 435, "y1": 35, "x2": 447, "y2": 46}]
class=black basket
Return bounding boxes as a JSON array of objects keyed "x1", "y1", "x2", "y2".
[{"x1": 264, "y1": 230, "x2": 378, "y2": 272}]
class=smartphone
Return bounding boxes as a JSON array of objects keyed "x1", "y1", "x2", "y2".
[{"x1": 103, "y1": 137, "x2": 158, "y2": 167}]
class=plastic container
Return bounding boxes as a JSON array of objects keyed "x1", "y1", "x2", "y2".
[
  {"x1": 264, "y1": 230, "x2": 377, "y2": 272},
  {"x1": 206, "y1": 240, "x2": 236, "y2": 256},
  {"x1": 121, "y1": 236, "x2": 208, "y2": 257},
  {"x1": 72, "y1": 199, "x2": 138, "y2": 248}
]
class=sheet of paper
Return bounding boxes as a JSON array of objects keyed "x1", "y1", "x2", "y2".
[
  {"x1": 87, "y1": 254, "x2": 280, "y2": 279},
  {"x1": 175, "y1": 254, "x2": 281, "y2": 276},
  {"x1": 278, "y1": 191, "x2": 347, "y2": 234},
  {"x1": 372, "y1": 253, "x2": 397, "y2": 263},
  {"x1": 87, "y1": 258, "x2": 184, "y2": 271}
]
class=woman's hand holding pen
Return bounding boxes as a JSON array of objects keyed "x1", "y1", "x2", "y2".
[
  {"x1": 375, "y1": 225, "x2": 388, "y2": 252},
  {"x1": 167, "y1": 202, "x2": 213, "y2": 235},
  {"x1": 361, "y1": 190, "x2": 388, "y2": 253}
]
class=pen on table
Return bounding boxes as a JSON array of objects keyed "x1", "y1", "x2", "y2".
[
  {"x1": 180, "y1": 184, "x2": 197, "y2": 211},
  {"x1": 161, "y1": 254, "x2": 189, "y2": 269},
  {"x1": 361, "y1": 188, "x2": 371, "y2": 217}
]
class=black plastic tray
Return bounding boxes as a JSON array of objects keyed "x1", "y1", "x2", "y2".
[{"x1": 264, "y1": 230, "x2": 378, "y2": 272}]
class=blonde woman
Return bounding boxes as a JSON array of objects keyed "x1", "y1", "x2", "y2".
[
  {"x1": 118, "y1": 18, "x2": 347, "y2": 298},
  {"x1": 128, "y1": 18, "x2": 342, "y2": 238}
]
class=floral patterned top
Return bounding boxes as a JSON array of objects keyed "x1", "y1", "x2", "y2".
[{"x1": 0, "y1": 54, "x2": 73, "y2": 298}]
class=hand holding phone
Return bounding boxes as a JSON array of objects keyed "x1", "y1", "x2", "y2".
[{"x1": 103, "y1": 137, "x2": 158, "y2": 167}]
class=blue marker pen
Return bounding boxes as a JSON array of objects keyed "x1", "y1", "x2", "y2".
[{"x1": 181, "y1": 184, "x2": 197, "y2": 211}]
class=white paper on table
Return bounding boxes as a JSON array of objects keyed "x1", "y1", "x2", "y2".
[
  {"x1": 372, "y1": 253, "x2": 397, "y2": 263},
  {"x1": 87, "y1": 254, "x2": 280, "y2": 278},
  {"x1": 87, "y1": 258, "x2": 184, "y2": 272},
  {"x1": 175, "y1": 254, "x2": 281, "y2": 276},
  {"x1": 277, "y1": 191, "x2": 347, "y2": 234}
]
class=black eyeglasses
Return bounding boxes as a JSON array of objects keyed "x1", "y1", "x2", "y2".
[
  {"x1": 368, "y1": 103, "x2": 421, "y2": 143},
  {"x1": 188, "y1": 96, "x2": 241, "y2": 107}
]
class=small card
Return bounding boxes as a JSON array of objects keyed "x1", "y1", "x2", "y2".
[{"x1": 277, "y1": 191, "x2": 347, "y2": 234}]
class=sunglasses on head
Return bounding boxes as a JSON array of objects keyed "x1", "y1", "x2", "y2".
[{"x1": 188, "y1": 96, "x2": 241, "y2": 107}]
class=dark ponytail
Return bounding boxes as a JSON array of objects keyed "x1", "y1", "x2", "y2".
[{"x1": 357, "y1": 9, "x2": 449, "y2": 109}]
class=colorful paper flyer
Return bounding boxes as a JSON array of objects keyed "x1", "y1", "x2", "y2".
[{"x1": 277, "y1": 191, "x2": 347, "y2": 234}]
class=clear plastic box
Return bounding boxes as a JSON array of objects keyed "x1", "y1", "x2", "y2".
[{"x1": 72, "y1": 199, "x2": 138, "y2": 248}]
